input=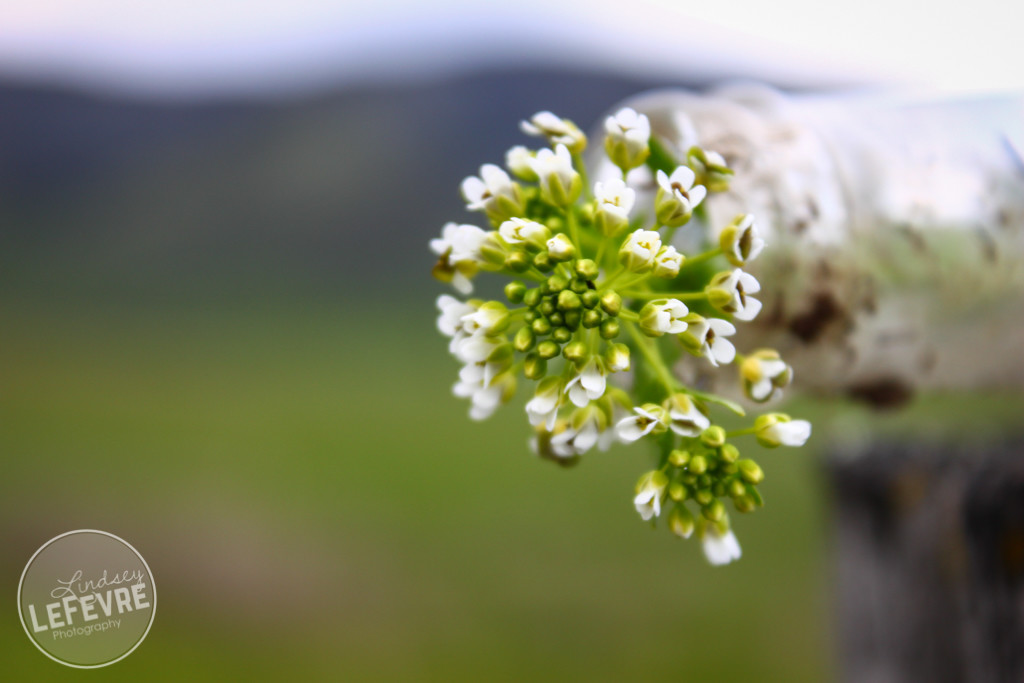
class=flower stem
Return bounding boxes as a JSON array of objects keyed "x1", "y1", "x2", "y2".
[
  {"x1": 681, "y1": 247, "x2": 722, "y2": 269},
  {"x1": 624, "y1": 320, "x2": 678, "y2": 394},
  {"x1": 619, "y1": 290, "x2": 707, "y2": 301}
]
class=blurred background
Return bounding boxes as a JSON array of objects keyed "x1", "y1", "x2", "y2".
[{"x1": 3, "y1": 1, "x2": 1022, "y2": 680}]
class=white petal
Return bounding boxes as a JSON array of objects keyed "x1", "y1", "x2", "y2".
[
  {"x1": 734, "y1": 297, "x2": 762, "y2": 322},
  {"x1": 688, "y1": 184, "x2": 707, "y2": 208},
  {"x1": 750, "y1": 378, "x2": 774, "y2": 401},
  {"x1": 452, "y1": 272, "x2": 473, "y2": 295},
  {"x1": 711, "y1": 338, "x2": 736, "y2": 365}
]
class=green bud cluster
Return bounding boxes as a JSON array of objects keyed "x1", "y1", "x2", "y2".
[{"x1": 665, "y1": 430, "x2": 765, "y2": 523}]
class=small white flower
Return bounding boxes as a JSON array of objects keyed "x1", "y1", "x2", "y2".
[
  {"x1": 639, "y1": 298, "x2": 689, "y2": 337},
  {"x1": 652, "y1": 245, "x2": 683, "y2": 279},
  {"x1": 634, "y1": 470, "x2": 669, "y2": 521},
  {"x1": 564, "y1": 357, "x2": 607, "y2": 408},
  {"x1": 741, "y1": 350, "x2": 793, "y2": 402},
  {"x1": 452, "y1": 333, "x2": 501, "y2": 365},
  {"x1": 755, "y1": 414, "x2": 812, "y2": 448},
  {"x1": 594, "y1": 178, "x2": 635, "y2": 237},
  {"x1": 666, "y1": 394, "x2": 710, "y2": 437},
  {"x1": 505, "y1": 145, "x2": 538, "y2": 181},
  {"x1": 615, "y1": 404, "x2": 667, "y2": 443},
  {"x1": 520, "y1": 111, "x2": 587, "y2": 153},
  {"x1": 436, "y1": 294, "x2": 476, "y2": 353},
  {"x1": 499, "y1": 217, "x2": 550, "y2": 247},
  {"x1": 550, "y1": 412, "x2": 602, "y2": 458},
  {"x1": 526, "y1": 377, "x2": 562, "y2": 431},
  {"x1": 679, "y1": 315, "x2": 736, "y2": 367},
  {"x1": 655, "y1": 166, "x2": 707, "y2": 227},
  {"x1": 719, "y1": 214, "x2": 765, "y2": 267},
  {"x1": 701, "y1": 526, "x2": 742, "y2": 566},
  {"x1": 528, "y1": 144, "x2": 581, "y2": 207},
  {"x1": 459, "y1": 301, "x2": 509, "y2": 337},
  {"x1": 706, "y1": 268, "x2": 762, "y2": 322},
  {"x1": 430, "y1": 222, "x2": 489, "y2": 294},
  {"x1": 545, "y1": 233, "x2": 576, "y2": 261},
  {"x1": 618, "y1": 228, "x2": 662, "y2": 273},
  {"x1": 460, "y1": 164, "x2": 523, "y2": 223},
  {"x1": 453, "y1": 363, "x2": 514, "y2": 421},
  {"x1": 604, "y1": 107, "x2": 651, "y2": 172}
]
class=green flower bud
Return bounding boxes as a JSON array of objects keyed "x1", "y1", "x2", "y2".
[
  {"x1": 532, "y1": 316, "x2": 552, "y2": 336},
  {"x1": 563, "y1": 341, "x2": 587, "y2": 363},
  {"x1": 669, "y1": 449, "x2": 691, "y2": 467},
  {"x1": 505, "y1": 250, "x2": 530, "y2": 273},
  {"x1": 548, "y1": 312, "x2": 564, "y2": 326},
  {"x1": 669, "y1": 483, "x2": 688, "y2": 502},
  {"x1": 702, "y1": 499, "x2": 726, "y2": 522},
  {"x1": 733, "y1": 495, "x2": 756, "y2": 513},
  {"x1": 694, "y1": 488, "x2": 713, "y2": 506},
  {"x1": 569, "y1": 278, "x2": 588, "y2": 293},
  {"x1": 546, "y1": 274, "x2": 569, "y2": 293},
  {"x1": 600, "y1": 291, "x2": 622, "y2": 316},
  {"x1": 563, "y1": 310, "x2": 582, "y2": 330},
  {"x1": 522, "y1": 287, "x2": 541, "y2": 308},
  {"x1": 728, "y1": 479, "x2": 746, "y2": 499},
  {"x1": 533, "y1": 251, "x2": 553, "y2": 272},
  {"x1": 504, "y1": 281, "x2": 527, "y2": 303},
  {"x1": 581, "y1": 290, "x2": 600, "y2": 309},
  {"x1": 539, "y1": 299, "x2": 556, "y2": 316},
  {"x1": 669, "y1": 505, "x2": 695, "y2": 538},
  {"x1": 599, "y1": 319, "x2": 620, "y2": 339},
  {"x1": 720, "y1": 443, "x2": 740, "y2": 463},
  {"x1": 575, "y1": 259, "x2": 599, "y2": 280},
  {"x1": 523, "y1": 354, "x2": 547, "y2": 380},
  {"x1": 557, "y1": 290, "x2": 582, "y2": 311},
  {"x1": 536, "y1": 341, "x2": 560, "y2": 359},
  {"x1": 551, "y1": 326, "x2": 572, "y2": 343},
  {"x1": 604, "y1": 343, "x2": 630, "y2": 372},
  {"x1": 689, "y1": 454, "x2": 708, "y2": 475},
  {"x1": 514, "y1": 326, "x2": 536, "y2": 352},
  {"x1": 737, "y1": 459, "x2": 764, "y2": 484},
  {"x1": 701, "y1": 425, "x2": 727, "y2": 448},
  {"x1": 582, "y1": 309, "x2": 602, "y2": 328}
]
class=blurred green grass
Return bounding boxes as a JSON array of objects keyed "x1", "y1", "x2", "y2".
[{"x1": 1, "y1": 297, "x2": 833, "y2": 681}]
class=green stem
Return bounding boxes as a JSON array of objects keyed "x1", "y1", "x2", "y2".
[
  {"x1": 681, "y1": 247, "x2": 722, "y2": 269},
  {"x1": 726, "y1": 427, "x2": 758, "y2": 438},
  {"x1": 566, "y1": 208, "x2": 581, "y2": 254},
  {"x1": 574, "y1": 152, "x2": 592, "y2": 202},
  {"x1": 620, "y1": 290, "x2": 707, "y2": 301},
  {"x1": 624, "y1": 320, "x2": 678, "y2": 395}
]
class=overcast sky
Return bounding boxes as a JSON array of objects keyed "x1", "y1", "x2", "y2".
[{"x1": 0, "y1": 0, "x2": 1019, "y2": 97}]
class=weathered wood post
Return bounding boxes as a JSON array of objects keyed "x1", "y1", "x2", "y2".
[{"x1": 609, "y1": 85, "x2": 1024, "y2": 682}]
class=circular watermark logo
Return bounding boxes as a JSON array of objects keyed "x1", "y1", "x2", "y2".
[{"x1": 17, "y1": 530, "x2": 156, "y2": 668}]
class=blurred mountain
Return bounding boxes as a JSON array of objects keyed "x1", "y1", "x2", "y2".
[{"x1": 0, "y1": 69, "x2": 711, "y2": 303}]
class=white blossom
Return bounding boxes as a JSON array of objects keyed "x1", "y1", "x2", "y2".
[
  {"x1": 453, "y1": 363, "x2": 514, "y2": 421},
  {"x1": 634, "y1": 470, "x2": 669, "y2": 521},
  {"x1": 505, "y1": 145, "x2": 538, "y2": 181},
  {"x1": 550, "y1": 413, "x2": 602, "y2": 458},
  {"x1": 679, "y1": 315, "x2": 736, "y2": 366},
  {"x1": 528, "y1": 144, "x2": 581, "y2": 206},
  {"x1": 499, "y1": 217, "x2": 550, "y2": 247},
  {"x1": 755, "y1": 414, "x2": 812, "y2": 448},
  {"x1": 741, "y1": 351, "x2": 793, "y2": 402},
  {"x1": 666, "y1": 395, "x2": 710, "y2": 437},
  {"x1": 459, "y1": 301, "x2": 508, "y2": 337},
  {"x1": 430, "y1": 222, "x2": 488, "y2": 294},
  {"x1": 619, "y1": 229, "x2": 662, "y2": 272},
  {"x1": 653, "y1": 245, "x2": 683, "y2": 279},
  {"x1": 460, "y1": 164, "x2": 523, "y2": 222},
  {"x1": 720, "y1": 214, "x2": 765, "y2": 267},
  {"x1": 706, "y1": 268, "x2": 762, "y2": 322},
  {"x1": 436, "y1": 294, "x2": 476, "y2": 353},
  {"x1": 604, "y1": 107, "x2": 651, "y2": 171},
  {"x1": 615, "y1": 404, "x2": 667, "y2": 443},
  {"x1": 564, "y1": 357, "x2": 607, "y2": 408},
  {"x1": 655, "y1": 166, "x2": 707, "y2": 227},
  {"x1": 594, "y1": 178, "x2": 635, "y2": 237},
  {"x1": 639, "y1": 298, "x2": 689, "y2": 336},
  {"x1": 526, "y1": 377, "x2": 562, "y2": 431},
  {"x1": 520, "y1": 111, "x2": 586, "y2": 153},
  {"x1": 605, "y1": 343, "x2": 630, "y2": 372},
  {"x1": 702, "y1": 527, "x2": 742, "y2": 566},
  {"x1": 546, "y1": 233, "x2": 576, "y2": 261}
]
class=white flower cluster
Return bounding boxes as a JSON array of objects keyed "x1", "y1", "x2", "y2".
[{"x1": 431, "y1": 106, "x2": 811, "y2": 565}]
